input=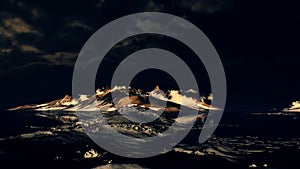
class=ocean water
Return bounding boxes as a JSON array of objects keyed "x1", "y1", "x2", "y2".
[{"x1": 0, "y1": 110, "x2": 299, "y2": 169}]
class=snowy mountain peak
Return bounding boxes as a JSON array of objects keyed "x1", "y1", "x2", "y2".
[{"x1": 9, "y1": 86, "x2": 219, "y2": 112}]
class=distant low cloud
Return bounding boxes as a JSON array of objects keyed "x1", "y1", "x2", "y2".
[
  {"x1": 19, "y1": 45, "x2": 42, "y2": 53},
  {"x1": 142, "y1": 0, "x2": 235, "y2": 14},
  {"x1": 144, "y1": 0, "x2": 165, "y2": 12},
  {"x1": 67, "y1": 20, "x2": 94, "y2": 31},
  {"x1": 179, "y1": 0, "x2": 235, "y2": 13},
  {"x1": 42, "y1": 52, "x2": 78, "y2": 66},
  {"x1": 0, "y1": 16, "x2": 41, "y2": 38}
]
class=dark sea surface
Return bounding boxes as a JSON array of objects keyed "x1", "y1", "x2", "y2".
[{"x1": 0, "y1": 110, "x2": 299, "y2": 169}]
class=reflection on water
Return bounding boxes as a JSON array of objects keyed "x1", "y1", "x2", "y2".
[{"x1": 0, "y1": 110, "x2": 299, "y2": 169}]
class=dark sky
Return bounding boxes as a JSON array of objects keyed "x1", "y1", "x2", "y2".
[{"x1": 0, "y1": 0, "x2": 299, "y2": 110}]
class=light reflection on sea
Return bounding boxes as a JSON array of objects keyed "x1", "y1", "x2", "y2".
[{"x1": 0, "y1": 110, "x2": 299, "y2": 169}]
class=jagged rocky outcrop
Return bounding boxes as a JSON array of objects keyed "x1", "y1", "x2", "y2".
[{"x1": 9, "y1": 86, "x2": 220, "y2": 112}]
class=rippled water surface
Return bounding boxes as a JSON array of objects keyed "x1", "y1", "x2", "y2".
[{"x1": 0, "y1": 110, "x2": 299, "y2": 169}]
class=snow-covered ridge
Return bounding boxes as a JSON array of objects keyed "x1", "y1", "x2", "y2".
[
  {"x1": 8, "y1": 86, "x2": 220, "y2": 112},
  {"x1": 282, "y1": 101, "x2": 300, "y2": 113}
]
